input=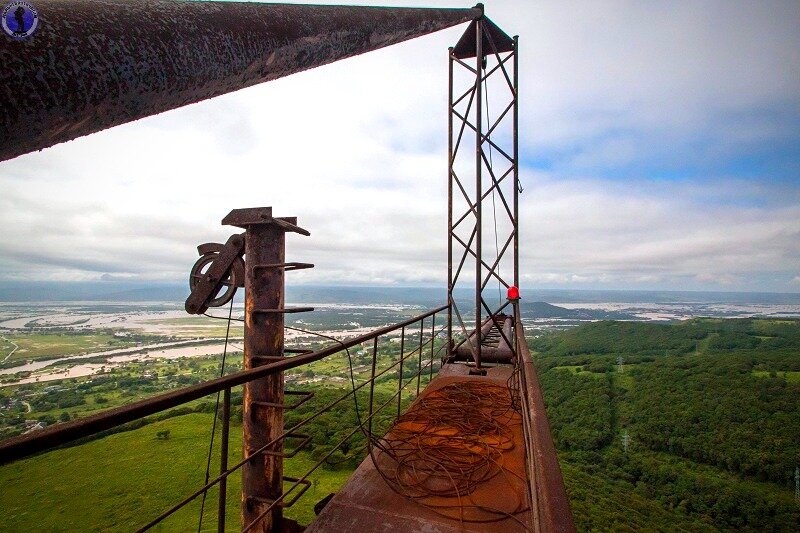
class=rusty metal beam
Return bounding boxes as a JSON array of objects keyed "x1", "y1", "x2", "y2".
[
  {"x1": 0, "y1": 1, "x2": 481, "y2": 162},
  {"x1": 242, "y1": 218, "x2": 285, "y2": 532},
  {"x1": 515, "y1": 312, "x2": 577, "y2": 533},
  {"x1": 223, "y1": 207, "x2": 301, "y2": 531}
]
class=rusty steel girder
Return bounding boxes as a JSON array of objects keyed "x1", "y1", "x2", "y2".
[{"x1": 0, "y1": 1, "x2": 481, "y2": 162}]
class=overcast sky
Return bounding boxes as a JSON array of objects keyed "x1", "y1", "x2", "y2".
[{"x1": 1, "y1": 0, "x2": 799, "y2": 292}]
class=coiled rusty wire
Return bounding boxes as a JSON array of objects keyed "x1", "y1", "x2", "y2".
[{"x1": 366, "y1": 380, "x2": 529, "y2": 526}]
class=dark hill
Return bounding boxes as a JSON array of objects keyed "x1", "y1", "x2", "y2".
[{"x1": 520, "y1": 301, "x2": 636, "y2": 320}]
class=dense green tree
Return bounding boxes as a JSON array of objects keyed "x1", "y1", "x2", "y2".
[{"x1": 536, "y1": 318, "x2": 800, "y2": 531}]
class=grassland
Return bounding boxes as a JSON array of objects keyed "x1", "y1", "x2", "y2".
[
  {"x1": 0, "y1": 335, "x2": 433, "y2": 529},
  {"x1": 0, "y1": 335, "x2": 17, "y2": 360},
  {"x1": 752, "y1": 370, "x2": 800, "y2": 383},
  {"x1": 3, "y1": 332, "x2": 140, "y2": 361},
  {"x1": 140, "y1": 316, "x2": 245, "y2": 339},
  {"x1": 0, "y1": 413, "x2": 354, "y2": 531}
]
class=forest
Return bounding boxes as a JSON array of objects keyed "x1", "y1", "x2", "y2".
[{"x1": 533, "y1": 317, "x2": 800, "y2": 531}]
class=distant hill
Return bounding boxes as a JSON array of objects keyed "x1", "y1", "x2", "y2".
[
  {"x1": 520, "y1": 301, "x2": 637, "y2": 320},
  {"x1": 0, "y1": 282, "x2": 187, "y2": 302},
  {"x1": 0, "y1": 281, "x2": 798, "y2": 308}
]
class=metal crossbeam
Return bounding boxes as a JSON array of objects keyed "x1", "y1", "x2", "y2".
[{"x1": 0, "y1": 1, "x2": 481, "y2": 162}]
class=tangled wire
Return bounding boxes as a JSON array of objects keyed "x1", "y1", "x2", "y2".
[{"x1": 366, "y1": 380, "x2": 530, "y2": 527}]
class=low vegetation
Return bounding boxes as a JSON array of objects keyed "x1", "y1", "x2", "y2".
[{"x1": 1, "y1": 329, "x2": 172, "y2": 363}]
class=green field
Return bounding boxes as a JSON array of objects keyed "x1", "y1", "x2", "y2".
[
  {"x1": 752, "y1": 370, "x2": 800, "y2": 383},
  {"x1": 550, "y1": 365, "x2": 607, "y2": 378},
  {"x1": 0, "y1": 341, "x2": 430, "y2": 530},
  {"x1": 4, "y1": 332, "x2": 141, "y2": 361},
  {"x1": 140, "y1": 316, "x2": 245, "y2": 339},
  {"x1": 0, "y1": 413, "x2": 354, "y2": 531},
  {"x1": 0, "y1": 335, "x2": 16, "y2": 359}
]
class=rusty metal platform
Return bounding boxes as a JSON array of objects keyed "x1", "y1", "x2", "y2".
[{"x1": 307, "y1": 364, "x2": 532, "y2": 532}]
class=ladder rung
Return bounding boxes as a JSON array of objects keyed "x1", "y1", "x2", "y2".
[
  {"x1": 252, "y1": 307, "x2": 314, "y2": 314},
  {"x1": 251, "y1": 349, "x2": 313, "y2": 364},
  {"x1": 261, "y1": 432, "x2": 313, "y2": 458},
  {"x1": 245, "y1": 476, "x2": 311, "y2": 509},
  {"x1": 250, "y1": 355, "x2": 283, "y2": 363},
  {"x1": 250, "y1": 348, "x2": 314, "y2": 363},
  {"x1": 251, "y1": 390, "x2": 314, "y2": 410},
  {"x1": 253, "y1": 262, "x2": 314, "y2": 271}
]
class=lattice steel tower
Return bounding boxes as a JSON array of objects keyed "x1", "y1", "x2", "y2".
[{"x1": 447, "y1": 6, "x2": 519, "y2": 370}]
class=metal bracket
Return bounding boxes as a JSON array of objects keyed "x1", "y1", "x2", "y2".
[{"x1": 222, "y1": 208, "x2": 311, "y2": 236}]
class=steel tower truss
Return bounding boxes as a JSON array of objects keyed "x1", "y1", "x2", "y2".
[{"x1": 447, "y1": 15, "x2": 519, "y2": 370}]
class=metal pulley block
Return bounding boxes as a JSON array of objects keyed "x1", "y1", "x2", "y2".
[{"x1": 185, "y1": 233, "x2": 246, "y2": 314}]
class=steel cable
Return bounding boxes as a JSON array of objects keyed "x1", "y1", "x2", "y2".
[
  {"x1": 364, "y1": 380, "x2": 530, "y2": 527},
  {"x1": 197, "y1": 299, "x2": 234, "y2": 532}
]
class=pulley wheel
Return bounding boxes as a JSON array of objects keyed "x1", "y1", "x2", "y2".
[{"x1": 189, "y1": 254, "x2": 240, "y2": 308}]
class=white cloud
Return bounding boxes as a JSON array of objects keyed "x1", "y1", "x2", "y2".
[
  {"x1": 0, "y1": 0, "x2": 798, "y2": 292},
  {"x1": 517, "y1": 172, "x2": 800, "y2": 289}
]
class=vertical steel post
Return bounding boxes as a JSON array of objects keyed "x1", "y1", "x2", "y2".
[
  {"x1": 236, "y1": 209, "x2": 286, "y2": 532},
  {"x1": 474, "y1": 17, "x2": 483, "y2": 370},
  {"x1": 447, "y1": 47, "x2": 455, "y2": 362},
  {"x1": 513, "y1": 35, "x2": 520, "y2": 291},
  {"x1": 417, "y1": 319, "x2": 424, "y2": 395},
  {"x1": 218, "y1": 387, "x2": 231, "y2": 533},
  {"x1": 429, "y1": 313, "x2": 436, "y2": 380},
  {"x1": 397, "y1": 326, "x2": 405, "y2": 418},
  {"x1": 367, "y1": 337, "x2": 379, "y2": 447}
]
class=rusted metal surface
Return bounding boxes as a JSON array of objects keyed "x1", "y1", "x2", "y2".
[
  {"x1": 308, "y1": 364, "x2": 531, "y2": 532},
  {"x1": 185, "y1": 233, "x2": 245, "y2": 314},
  {"x1": 224, "y1": 207, "x2": 293, "y2": 531},
  {"x1": 515, "y1": 314, "x2": 576, "y2": 533},
  {"x1": 0, "y1": 1, "x2": 481, "y2": 162},
  {"x1": 0, "y1": 304, "x2": 446, "y2": 466},
  {"x1": 452, "y1": 16, "x2": 514, "y2": 59},
  {"x1": 454, "y1": 313, "x2": 513, "y2": 362}
]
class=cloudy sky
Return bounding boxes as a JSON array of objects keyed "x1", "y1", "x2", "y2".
[{"x1": 1, "y1": 0, "x2": 799, "y2": 292}]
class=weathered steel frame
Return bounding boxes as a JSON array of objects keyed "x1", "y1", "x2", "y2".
[{"x1": 447, "y1": 21, "x2": 519, "y2": 370}]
